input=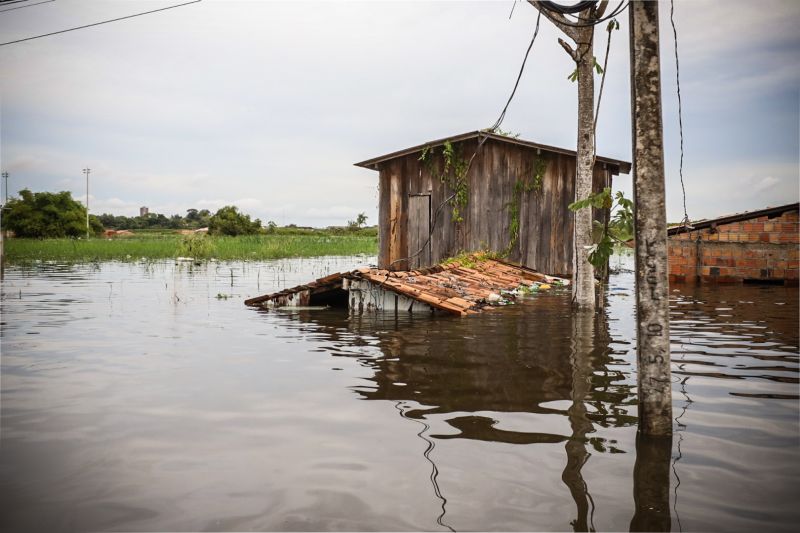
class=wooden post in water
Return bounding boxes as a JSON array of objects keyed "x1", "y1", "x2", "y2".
[{"x1": 629, "y1": 0, "x2": 673, "y2": 435}]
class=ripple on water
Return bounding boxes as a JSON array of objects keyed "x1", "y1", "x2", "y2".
[{"x1": 0, "y1": 257, "x2": 798, "y2": 531}]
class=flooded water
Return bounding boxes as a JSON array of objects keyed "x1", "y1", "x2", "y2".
[{"x1": 1, "y1": 255, "x2": 798, "y2": 532}]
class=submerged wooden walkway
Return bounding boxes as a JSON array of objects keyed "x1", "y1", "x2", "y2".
[{"x1": 244, "y1": 257, "x2": 568, "y2": 316}]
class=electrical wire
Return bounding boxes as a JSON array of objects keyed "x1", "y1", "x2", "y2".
[
  {"x1": 537, "y1": 0, "x2": 629, "y2": 28},
  {"x1": 0, "y1": 0, "x2": 38, "y2": 6},
  {"x1": 671, "y1": 0, "x2": 690, "y2": 228},
  {"x1": 592, "y1": 18, "x2": 616, "y2": 162},
  {"x1": 491, "y1": 10, "x2": 542, "y2": 132},
  {"x1": 0, "y1": 0, "x2": 201, "y2": 46},
  {"x1": 508, "y1": 0, "x2": 518, "y2": 20},
  {"x1": 538, "y1": 1, "x2": 597, "y2": 15},
  {"x1": 0, "y1": 0, "x2": 54, "y2": 14}
]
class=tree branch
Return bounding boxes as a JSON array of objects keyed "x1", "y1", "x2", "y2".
[
  {"x1": 594, "y1": 0, "x2": 609, "y2": 20},
  {"x1": 527, "y1": 1, "x2": 579, "y2": 41},
  {"x1": 558, "y1": 38, "x2": 577, "y2": 61}
]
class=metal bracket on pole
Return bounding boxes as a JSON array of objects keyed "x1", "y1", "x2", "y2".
[{"x1": 629, "y1": 0, "x2": 673, "y2": 436}]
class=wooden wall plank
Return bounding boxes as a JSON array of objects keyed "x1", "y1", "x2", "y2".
[{"x1": 377, "y1": 138, "x2": 614, "y2": 276}]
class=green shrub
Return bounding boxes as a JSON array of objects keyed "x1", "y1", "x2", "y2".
[{"x1": 177, "y1": 234, "x2": 214, "y2": 259}]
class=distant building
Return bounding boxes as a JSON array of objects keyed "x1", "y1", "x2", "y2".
[
  {"x1": 140, "y1": 206, "x2": 149, "y2": 217},
  {"x1": 668, "y1": 202, "x2": 799, "y2": 285}
]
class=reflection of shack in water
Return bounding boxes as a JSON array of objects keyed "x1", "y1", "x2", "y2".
[{"x1": 264, "y1": 292, "x2": 678, "y2": 531}]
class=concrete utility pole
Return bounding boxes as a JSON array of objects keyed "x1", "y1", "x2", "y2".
[
  {"x1": 83, "y1": 167, "x2": 91, "y2": 238},
  {"x1": 2, "y1": 171, "x2": 8, "y2": 205},
  {"x1": 629, "y1": 0, "x2": 673, "y2": 436}
]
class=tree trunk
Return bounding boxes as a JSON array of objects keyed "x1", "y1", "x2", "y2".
[
  {"x1": 572, "y1": 25, "x2": 596, "y2": 310},
  {"x1": 527, "y1": 2, "x2": 605, "y2": 310}
]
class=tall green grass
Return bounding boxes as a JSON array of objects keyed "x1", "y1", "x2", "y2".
[{"x1": 4, "y1": 234, "x2": 377, "y2": 263}]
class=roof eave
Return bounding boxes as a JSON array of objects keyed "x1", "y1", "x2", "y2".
[{"x1": 354, "y1": 130, "x2": 632, "y2": 174}]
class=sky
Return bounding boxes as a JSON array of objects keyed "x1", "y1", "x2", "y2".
[{"x1": 1, "y1": 0, "x2": 798, "y2": 227}]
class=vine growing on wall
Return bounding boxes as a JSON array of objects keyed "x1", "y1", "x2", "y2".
[
  {"x1": 419, "y1": 141, "x2": 470, "y2": 223},
  {"x1": 506, "y1": 156, "x2": 548, "y2": 253}
]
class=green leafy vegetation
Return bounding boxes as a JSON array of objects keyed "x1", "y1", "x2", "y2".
[
  {"x1": 346, "y1": 212, "x2": 368, "y2": 231},
  {"x1": 420, "y1": 140, "x2": 470, "y2": 223},
  {"x1": 507, "y1": 157, "x2": 548, "y2": 253},
  {"x1": 208, "y1": 205, "x2": 262, "y2": 236},
  {"x1": 441, "y1": 250, "x2": 505, "y2": 269},
  {"x1": 98, "y1": 208, "x2": 211, "y2": 230},
  {"x1": 493, "y1": 128, "x2": 521, "y2": 139},
  {"x1": 3, "y1": 189, "x2": 103, "y2": 238},
  {"x1": 4, "y1": 233, "x2": 377, "y2": 263},
  {"x1": 176, "y1": 233, "x2": 213, "y2": 259},
  {"x1": 568, "y1": 187, "x2": 634, "y2": 270}
]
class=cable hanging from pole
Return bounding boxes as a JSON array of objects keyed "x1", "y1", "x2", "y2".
[
  {"x1": 671, "y1": 0, "x2": 690, "y2": 231},
  {"x1": 490, "y1": 9, "x2": 542, "y2": 132},
  {"x1": 536, "y1": 1, "x2": 629, "y2": 28}
]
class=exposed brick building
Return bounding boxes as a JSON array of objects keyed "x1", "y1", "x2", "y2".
[{"x1": 668, "y1": 202, "x2": 799, "y2": 285}]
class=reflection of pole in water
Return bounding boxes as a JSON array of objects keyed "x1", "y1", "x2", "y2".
[
  {"x1": 630, "y1": 433, "x2": 672, "y2": 532},
  {"x1": 394, "y1": 401, "x2": 455, "y2": 532},
  {"x1": 562, "y1": 310, "x2": 596, "y2": 532},
  {"x1": 671, "y1": 373, "x2": 692, "y2": 532}
]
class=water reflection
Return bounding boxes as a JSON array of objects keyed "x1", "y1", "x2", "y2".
[
  {"x1": 630, "y1": 434, "x2": 673, "y2": 532},
  {"x1": 270, "y1": 293, "x2": 639, "y2": 531},
  {"x1": 563, "y1": 310, "x2": 598, "y2": 532},
  {"x1": 2, "y1": 259, "x2": 797, "y2": 532}
]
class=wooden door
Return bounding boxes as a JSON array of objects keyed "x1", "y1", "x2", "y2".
[{"x1": 408, "y1": 194, "x2": 432, "y2": 269}]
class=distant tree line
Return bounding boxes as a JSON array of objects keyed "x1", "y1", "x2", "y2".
[
  {"x1": 2, "y1": 189, "x2": 372, "y2": 239},
  {"x1": 3, "y1": 189, "x2": 103, "y2": 238},
  {"x1": 97, "y1": 208, "x2": 213, "y2": 230}
]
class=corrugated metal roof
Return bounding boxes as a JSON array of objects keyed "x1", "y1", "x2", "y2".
[
  {"x1": 667, "y1": 202, "x2": 799, "y2": 236},
  {"x1": 354, "y1": 130, "x2": 632, "y2": 175},
  {"x1": 244, "y1": 257, "x2": 569, "y2": 316}
]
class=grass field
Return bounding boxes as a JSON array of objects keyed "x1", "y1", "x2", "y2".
[{"x1": 4, "y1": 233, "x2": 378, "y2": 263}]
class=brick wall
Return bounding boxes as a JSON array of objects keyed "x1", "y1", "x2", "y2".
[{"x1": 668, "y1": 209, "x2": 799, "y2": 284}]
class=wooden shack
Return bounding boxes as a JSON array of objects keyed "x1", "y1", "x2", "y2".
[
  {"x1": 668, "y1": 202, "x2": 799, "y2": 285},
  {"x1": 355, "y1": 130, "x2": 631, "y2": 276}
]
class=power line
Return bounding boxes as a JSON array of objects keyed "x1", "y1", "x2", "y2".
[
  {"x1": 0, "y1": 1, "x2": 38, "y2": 6},
  {"x1": 670, "y1": 0, "x2": 689, "y2": 227},
  {"x1": 0, "y1": 0, "x2": 202, "y2": 47},
  {"x1": 537, "y1": 1, "x2": 629, "y2": 28},
  {"x1": 0, "y1": 0, "x2": 55, "y2": 14},
  {"x1": 538, "y1": 1, "x2": 597, "y2": 15},
  {"x1": 491, "y1": 9, "x2": 542, "y2": 131}
]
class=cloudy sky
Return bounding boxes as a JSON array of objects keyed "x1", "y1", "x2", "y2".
[{"x1": 1, "y1": 0, "x2": 798, "y2": 226}]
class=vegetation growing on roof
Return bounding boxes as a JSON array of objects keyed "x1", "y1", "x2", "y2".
[{"x1": 441, "y1": 250, "x2": 505, "y2": 269}]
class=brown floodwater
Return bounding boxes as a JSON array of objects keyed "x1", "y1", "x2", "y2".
[{"x1": 0, "y1": 255, "x2": 797, "y2": 532}]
